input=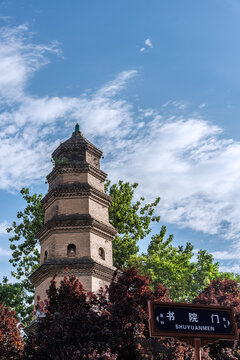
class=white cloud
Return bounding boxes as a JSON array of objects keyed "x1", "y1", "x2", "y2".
[
  {"x1": 145, "y1": 38, "x2": 153, "y2": 48},
  {"x1": 162, "y1": 100, "x2": 188, "y2": 110},
  {"x1": 140, "y1": 38, "x2": 153, "y2": 52},
  {"x1": 0, "y1": 25, "x2": 136, "y2": 190},
  {"x1": 211, "y1": 250, "x2": 240, "y2": 260},
  {"x1": 219, "y1": 263, "x2": 240, "y2": 274},
  {"x1": 102, "y1": 113, "x2": 240, "y2": 245},
  {"x1": 0, "y1": 25, "x2": 59, "y2": 101},
  {"x1": 97, "y1": 70, "x2": 137, "y2": 97}
]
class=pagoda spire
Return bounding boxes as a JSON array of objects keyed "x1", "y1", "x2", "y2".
[{"x1": 74, "y1": 123, "x2": 80, "y2": 133}]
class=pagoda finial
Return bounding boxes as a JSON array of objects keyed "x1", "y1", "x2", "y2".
[{"x1": 72, "y1": 123, "x2": 82, "y2": 137}]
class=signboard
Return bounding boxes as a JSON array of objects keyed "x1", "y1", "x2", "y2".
[{"x1": 148, "y1": 302, "x2": 238, "y2": 341}]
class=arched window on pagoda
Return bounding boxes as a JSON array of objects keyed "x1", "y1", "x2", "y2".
[
  {"x1": 67, "y1": 244, "x2": 76, "y2": 257},
  {"x1": 44, "y1": 250, "x2": 48, "y2": 261},
  {"x1": 99, "y1": 247, "x2": 105, "y2": 260}
]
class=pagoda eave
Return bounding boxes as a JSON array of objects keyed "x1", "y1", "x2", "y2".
[
  {"x1": 29, "y1": 258, "x2": 116, "y2": 288},
  {"x1": 36, "y1": 215, "x2": 117, "y2": 243},
  {"x1": 41, "y1": 183, "x2": 112, "y2": 207},
  {"x1": 46, "y1": 164, "x2": 107, "y2": 183}
]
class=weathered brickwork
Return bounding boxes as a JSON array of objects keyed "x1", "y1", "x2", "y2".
[
  {"x1": 87, "y1": 172, "x2": 105, "y2": 191},
  {"x1": 44, "y1": 196, "x2": 109, "y2": 224},
  {"x1": 44, "y1": 197, "x2": 89, "y2": 222},
  {"x1": 30, "y1": 126, "x2": 116, "y2": 306},
  {"x1": 39, "y1": 232, "x2": 91, "y2": 264},
  {"x1": 90, "y1": 232, "x2": 113, "y2": 266}
]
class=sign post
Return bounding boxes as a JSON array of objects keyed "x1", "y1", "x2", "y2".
[
  {"x1": 193, "y1": 338, "x2": 201, "y2": 360},
  {"x1": 148, "y1": 302, "x2": 238, "y2": 360}
]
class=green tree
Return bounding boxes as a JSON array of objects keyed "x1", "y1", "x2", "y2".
[
  {"x1": 7, "y1": 188, "x2": 44, "y2": 282},
  {"x1": 0, "y1": 277, "x2": 32, "y2": 324},
  {"x1": 131, "y1": 226, "x2": 222, "y2": 301},
  {"x1": 6, "y1": 187, "x2": 44, "y2": 324},
  {"x1": 105, "y1": 180, "x2": 160, "y2": 267}
]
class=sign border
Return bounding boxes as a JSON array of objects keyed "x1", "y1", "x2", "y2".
[{"x1": 148, "y1": 301, "x2": 238, "y2": 341}]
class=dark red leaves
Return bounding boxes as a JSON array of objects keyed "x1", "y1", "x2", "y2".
[
  {"x1": 0, "y1": 302, "x2": 23, "y2": 359},
  {"x1": 23, "y1": 272, "x2": 240, "y2": 360}
]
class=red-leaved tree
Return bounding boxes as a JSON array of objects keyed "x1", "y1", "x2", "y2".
[
  {"x1": 106, "y1": 267, "x2": 170, "y2": 359},
  {"x1": 0, "y1": 302, "x2": 23, "y2": 359},
  {"x1": 194, "y1": 279, "x2": 240, "y2": 360},
  {"x1": 23, "y1": 271, "x2": 240, "y2": 359},
  {"x1": 24, "y1": 271, "x2": 118, "y2": 359},
  {"x1": 24, "y1": 268, "x2": 173, "y2": 359}
]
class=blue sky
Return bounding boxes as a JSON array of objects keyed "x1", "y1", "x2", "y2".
[{"x1": 0, "y1": 0, "x2": 240, "y2": 280}]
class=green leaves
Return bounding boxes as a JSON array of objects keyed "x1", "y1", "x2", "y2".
[
  {"x1": 105, "y1": 180, "x2": 160, "y2": 267},
  {"x1": 6, "y1": 187, "x2": 44, "y2": 324},
  {"x1": 7, "y1": 187, "x2": 44, "y2": 280},
  {"x1": 131, "y1": 226, "x2": 221, "y2": 301},
  {"x1": 0, "y1": 277, "x2": 33, "y2": 325}
]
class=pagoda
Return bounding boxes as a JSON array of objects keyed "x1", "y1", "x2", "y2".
[{"x1": 29, "y1": 125, "x2": 116, "y2": 305}]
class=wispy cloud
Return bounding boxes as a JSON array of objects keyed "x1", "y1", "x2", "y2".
[
  {"x1": 211, "y1": 242, "x2": 240, "y2": 271},
  {"x1": 211, "y1": 250, "x2": 240, "y2": 260},
  {"x1": 219, "y1": 263, "x2": 240, "y2": 274},
  {"x1": 145, "y1": 38, "x2": 153, "y2": 48},
  {"x1": 104, "y1": 114, "x2": 240, "y2": 243},
  {"x1": 0, "y1": 24, "x2": 59, "y2": 101},
  {"x1": 0, "y1": 25, "x2": 136, "y2": 190},
  {"x1": 140, "y1": 38, "x2": 153, "y2": 52}
]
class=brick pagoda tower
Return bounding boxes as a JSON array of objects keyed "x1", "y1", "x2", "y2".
[{"x1": 29, "y1": 125, "x2": 116, "y2": 305}]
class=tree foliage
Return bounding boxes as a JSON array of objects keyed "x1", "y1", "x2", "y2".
[
  {"x1": 7, "y1": 188, "x2": 44, "y2": 281},
  {"x1": 24, "y1": 269, "x2": 240, "y2": 360},
  {"x1": 6, "y1": 187, "x2": 44, "y2": 324},
  {"x1": 23, "y1": 268, "x2": 172, "y2": 360},
  {"x1": 194, "y1": 279, "x2": 240, "y2": 360},
  {"x1": 131, "y1": 226, "x2": 221, "y2": 301},
  {"x1": 0, "y1": 302, "x2": 23, "y2": 359},
  {"x1": 105, "y1": 180, "x2": 160, "y2": 267},
  {"x1": 24, "y1": 271, "x2": 118, "y2": 359},
  {"x1": 0, "y1": 277, "x2": 32, "y2": 324},
  {"x1": 2, "y1": 268, "x2": 239, "y2": 359}
]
